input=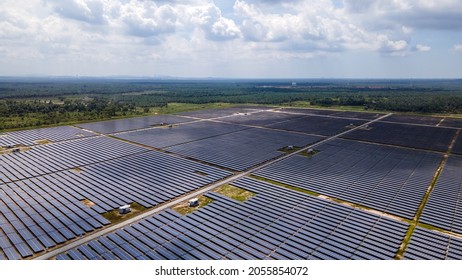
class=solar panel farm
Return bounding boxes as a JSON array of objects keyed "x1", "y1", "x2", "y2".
[{"x1": 2, "y1": 105, "x2": 462, "y2": 260}]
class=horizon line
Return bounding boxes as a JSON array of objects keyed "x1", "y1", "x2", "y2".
[{"x1": 0, "y1": 75, "x2": 461, "y2": 81}]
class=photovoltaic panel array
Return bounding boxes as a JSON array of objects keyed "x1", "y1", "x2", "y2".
[
  {"x1": 381, "y1": 114, "x2": 443, "y2": 126},
  {"x1": 56, "y1": 178, "x2": 408, "y2": 260},
  {"x1": 449, "y1": 133, "x2": 462, "y2": 155},
  {"x1": 254, "y1": 139, "x2": 442, "y2": 219},
  {"x1": 0, "y1": 179, "x2": 109, "y2": 260},
  {"x1": 279, "y1": 108, "x2": 339, "y2": 116},
  {"x1": 278, "y1": 108, "x2": 383, "y2": 120},
  {"x1": 114, "y1": 121, "x2": 249, "y2": 149},
  {"x1": 177, "y1": 106, "x2": 269, "y2": 119},
  {"x1": 439, "y1": 117, "x2": 462, "y2": 129},
  {"x1": 218, "y1": 111, "x2": 305, "y2": 126},
  {"x1": 44, "y1": 151, "x2": 232, "y2": 211},
  {"x1": 266, "y1": 115, "x2": 366, "y2": 136},
  {"x1": 0, "y1": 136, "x2": 147, "y2": 183},
  {"x1": 166, "y1": 128, "x2": 324, "y2": 171},
  {"x1": 341, "y1": 121, "x2": 456, "y2": 152},
  {"x1": 77, "y1": 115, "x2": 194, "y2": 134},
  {"x1": 0, "y1": 150, "x2": 231, "y2": 260},
  {"x1": 404, "y1": 227, "x2": 462, "y2": 260},
  {"x1": 0, "y1": 126, "x2": 96, "y2": 147},
  {"x1": 330, "y1": 111, "x2": 384, "y2": 120},
  {"x1": 1, "y1": 107, "x2": 458, "y2": 261},
  {"x1": 420, "y1": 156, "x2": 462, "y2": 234}
]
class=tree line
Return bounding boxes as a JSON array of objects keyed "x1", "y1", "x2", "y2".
[{"x1": 2, "y1": 79, "x2": 462, "y2": 130}]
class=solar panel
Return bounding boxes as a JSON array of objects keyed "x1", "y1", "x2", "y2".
[{"x1": 254, "y1": 139, "x2": 441, "y2": 219}]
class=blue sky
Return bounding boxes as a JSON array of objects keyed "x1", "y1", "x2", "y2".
[{"x1": 1, "y1": 0, "x2": 461, "y2": 78}]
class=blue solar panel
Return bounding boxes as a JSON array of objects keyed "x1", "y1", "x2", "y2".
[
  {"x1": 67, "y1": 249, "x2": 87, "y2": 260},
  {"x1": 119, "y1": 243, "x2": 143, "y2": 258},
  {"x1": 36, "y1": 234, "x2": 55, "y2": 248},
  {"x1": 154, "y1": 246, "x2": 180, "y2": 260},
  {"x1": 254, "y1": 139, "x2": 441, "y2": 219},
  {"x1": 111, "y1": 247, "x2": 134, "y2": 260},
  {"x1": 100, "y1": 251, "x2": 118, "y2": 260},
  {"x1": 25, "y1": 238, "x2": 44, "y2": 253},
  {"x1": 15, "y1": 242, "x2": 33, "y2": 258},
  {"x1": 56, "y1": 254, "x2": 70, "y2": 260},
  {"x1": 78, "y1": 244, "x2": 99, "y2": 260}
]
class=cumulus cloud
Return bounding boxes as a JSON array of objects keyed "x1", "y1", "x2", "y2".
[
  {"x1": 235, "y1": 0, "x2": 334, "y2": 43},
  {"x1": 46, "y1": 0, "x2": 107, "y2": 25},
  {"x1": 119, "y1": 2, "x2": 178, "y2": 37},
  {"x1": 3, "y1": 0, "x2": 450, "y2": 56},
  {"x1": 414, "y1": 44, "x2": 431, "y2": 52},
  {"x1": 232, "y1": 0, "x2": 414, "y2": 57},
  {"x1": 0, "y1": 0, "x2": 460, "y2": 77},
  {"x1": 343, "y1": 0, "x2": 462, "y2": 30},
  {"x1": 189, "y1": 4, "x2": 241, "y2": 41},
  {"x1": 454, "y1": 44, "x2": 462, "y2": 52},
  {"x1": 369, "y1": 35, "x2": 409, "y2": 56}
]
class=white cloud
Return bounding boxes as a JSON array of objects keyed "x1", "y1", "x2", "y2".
[
  {"x1": 1, "y1": 0, "x2": 442, "y2": 57},
  {"x1": 415, "y1": 44, "x2": 431, "y2": 52},
  {"x1": 343, "y1": 0, "x2": 462, "y2": 30},
  {"x1": 0, "y1": 0, "x2": 459, "y2": 77},
  {"x1": 189, "y1": 4, "x2": 241, "y2": 40},
  {"x1": 454, "y1": 44, "x2": 462, "y2": 52},
  {"x1": 119, "y1": 2, "x2": 178, "y2": 38},
  {"x1": 375, "y1": 36, "x2": 408, "y2": 56},
  {"x1": 46, "y1": 0, "x2": 108, "y2": 24},
  {"x1": 232, "y1": 0, "x2": 415, "y2": 57}
]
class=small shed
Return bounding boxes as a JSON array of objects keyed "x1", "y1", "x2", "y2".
[
  {"x1": 119, "y1": 204, "x2": 131, "y2": 215},
  {"x1": 188, "y1": 198, "x2": 199, "y2": 207}
]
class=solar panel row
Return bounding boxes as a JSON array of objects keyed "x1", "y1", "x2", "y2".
[
  {"x1": 0, "y1": 150, "x2": 231, "y2": 259},
  {"x1": 177, "y1": 106, "x2": 267, "y2": 119},
  {"x1": 381, "y1": 115, "x2": 443, "y2": 126},
  {"x1": 439, "y1": 117, "x2": 462, "y2": 129},
  {"x1": 56, "y1": 177, "x2": 408, "y2": 260},
  {"x1": 0, "y1": 179, "x2": 108, "y2": 259},
  {"x1": 342, "y1": 122, "x2": 456, "y2": 152},
  {"x1": 0, "y1": 136, "x2": 147, "y2": 183},
  {"x1": 77, "y1": 115, "x2": 194, "y2": 134},
  {"x1": 420, "y1": 156, "x2": 462, "y2": 234},
  {"x1": 449, "y1": 133, "x2": 462, "y2": 155},
  {"x1": 0, "y1": 126, "x2": 96, "y2": 147},
  {"x1": 166, "y1": 128, "x2": 324, "y2": 171},
  {"x1": 378, "y1": 114, "x2": 462, "y2": 130},
  {"x1": 278, "y1": 108, "x2": 383, "y2": 120},
  {"x1": 254, "y1": 139, "x2": 442, "y2": 219},
  {"x1": 404, "y1": 227, "x2": 462, "y2": 260},
  {"x1": 43, "y1": 151, "x2": 232, "y2": 211},
  {"x1": 266, "y1": 115, "x2": 367, "y2": 136},
  {"x1": 115, "y1": 121, "x2": 249, "y2": 149},
  {"x1": 218, "y1": 111, "x2": 306, "y2": 127}
]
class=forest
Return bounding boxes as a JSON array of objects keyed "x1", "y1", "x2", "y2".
[{"x1": 1, "y1": 77, "x2": 462, "y2": 130}]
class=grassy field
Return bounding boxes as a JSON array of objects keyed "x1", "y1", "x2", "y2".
[
  {"x1": 102, "y1": 202, "x2": 147, "y2": 224},
  {"x1": 214, "y1": 184, "x2": 255, "y2": 202},
  {"x1": 172, "y1": 195, "x2": 214, "y2": 215}
]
